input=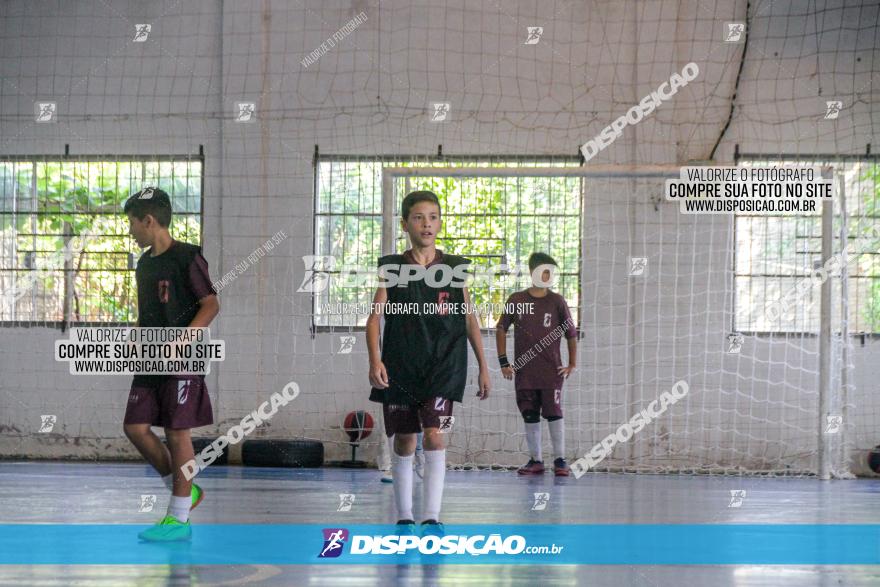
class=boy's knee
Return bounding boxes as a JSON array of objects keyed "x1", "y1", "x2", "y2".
[
  {"x1": 393, "y1": 433, "x2": 417, "y2": 456},
  {"x1": 545, "y1": 415, "x2": 562, "y2": 422},
  {"x1": 163, "y1": 429, "x2": 193, "y2": 452},
  {"x1": 422, "y1": 430, "x2": 445, "y2": 450},
  {"x1": 521, "y1": 410, "x2": 540, "y2": 424},
  {"x1": 123, "y1": 424, "x2": 147, "y2": 441}
]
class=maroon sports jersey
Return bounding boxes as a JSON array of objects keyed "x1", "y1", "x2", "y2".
[
  {"x1": 497, "y1": 290, "x2": 577, "y2": 391},
  {"x1": 135, "y1": 240, "x2": 215, "y2": 328},
  {"x1": 133, "y1": 240, "x2": 215, "y2": 385}
]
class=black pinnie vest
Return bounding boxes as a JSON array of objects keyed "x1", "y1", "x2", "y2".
[
  {"x1": 135, "y1": 240, "x2": 203, "y2": 329},
  {"x1": 369, "y1": 251, "x2": 471, "y2": 405}
]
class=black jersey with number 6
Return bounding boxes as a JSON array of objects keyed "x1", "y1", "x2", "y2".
[{"x1": 369, "y1": 249, "x2": 471, "y2": 406}]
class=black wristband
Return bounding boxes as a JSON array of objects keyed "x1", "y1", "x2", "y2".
[{"x1": 499, "y1": 354, "x2": 510, "y2": 369}]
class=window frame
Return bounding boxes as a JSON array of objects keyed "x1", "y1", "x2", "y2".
[
  {"x1": 310, "y1": 154, "x2": 584, "y2": 335},
  {"x1": 0, "y1": 152, "x2": 205, "y2": 329},
  {"x1": 733, "y1": 151, "x2": 880, "y2": 336}
]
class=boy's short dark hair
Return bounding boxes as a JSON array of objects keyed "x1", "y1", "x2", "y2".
[
  {"x1": 528, "y1": 252, "x2": 558, "y2": 272},
  {"x1": 401, "y1": 190, "x2": 442, "y2": 220},
  {"x1": 124, "y1": 187, "x2": 172, "y2": 227}
]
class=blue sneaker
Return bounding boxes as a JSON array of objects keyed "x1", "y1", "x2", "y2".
[
  {"x1": 396, "y1": 519, "x2": 417, "y2": 534},
  {"x1": 420, "y1": 519, "x2": 445, "y2": 537},
  {"x1": 138, "y1": 515, "x2": 192, "y2": 542}
]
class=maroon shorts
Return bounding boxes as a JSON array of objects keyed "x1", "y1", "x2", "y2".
[
  {"x1": 124, "y1": 376, "x2": 213, "y2": 430},
  {"x1": 516, "y1": 388, "x2": 563, "y2": 420},
  {"x1": 382, "y1": 397, "x2": 454, "y2": 436}
]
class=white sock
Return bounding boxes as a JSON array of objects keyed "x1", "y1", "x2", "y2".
[
  {"x1": 525, "y1": 422, "x2": 542, "y2": 462},
  {"x1": 168, "y1": 495, "x2": 190, "y2": 523},
  {"x1": 391, "y1": 453, "x2": 414, "y2": 520},
  {"x1": 548, "y1": 418, "x2": 565, "y2": 460},
  {"x1": 162, "y1": 474, "x2": 174, "y2": 491},
  {"x1": 422, "y1": 449, "x2": 446, "y2": 522}
]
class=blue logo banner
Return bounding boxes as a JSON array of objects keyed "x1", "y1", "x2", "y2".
[{"x1": 1, "y1": 524, "x2": 879, "y2": 565}]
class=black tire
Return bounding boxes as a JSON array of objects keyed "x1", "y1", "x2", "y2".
[
  {"x1": 192, "y1": 437, "x2": 229, "y2": 466},
  {"x1": 241, "y1": 439, "x2": 324, "y2": 468},
  {"x1": 162, "y1": 437, "x2": 229, "y2": 466}
]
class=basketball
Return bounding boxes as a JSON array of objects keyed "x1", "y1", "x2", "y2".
[
  {"x1": 868, "y1": 446, "x2": 880, "y2": 474},
  {"x1": 343, "y1": 410, "x2": 374, "y2": 442}
]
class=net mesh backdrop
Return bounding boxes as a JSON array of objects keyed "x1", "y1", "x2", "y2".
[{"x1": 0, "y1": 0, "x2": 878, "y2": 476}]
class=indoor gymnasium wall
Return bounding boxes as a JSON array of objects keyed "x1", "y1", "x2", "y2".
[
  {"x1": 0, "y1": 0, "x2": 877, "y2": 472},
  {"x1": 0, "y1": 0, "x2": 226, "y2": 459}
]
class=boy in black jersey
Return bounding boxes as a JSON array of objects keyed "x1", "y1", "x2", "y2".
[
  {"x1": 122, "y1": 187, "x2": 220, "y2": 542},
  {"x1": 367, "y1": 190, "x2": 490, "y2": 531}
]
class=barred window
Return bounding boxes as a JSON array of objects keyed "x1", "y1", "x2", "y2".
[
  {"x1": 0, "y1": 158, "x2": 203, "y2": 325},
  {"x1": 313, "y1": 156, "x2": 582, "y2": 331},
  {"x1": 735, "y1": 158, "x2": 880, "y2": 333}
]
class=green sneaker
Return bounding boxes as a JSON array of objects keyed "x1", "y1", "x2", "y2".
[
  {"x1": 191, "y1": 483, "x2": 204, "y2": 511},
  {"x1": 138, "y1": 515, "x2": 192, "y2": 542}
]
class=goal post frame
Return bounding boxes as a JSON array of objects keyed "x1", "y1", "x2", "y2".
[
  {"x1": 378, "y1": 164, "x2": 845, "y2": 476},
  {"x1": 381, "y1": 165, "x2": 684, "y2": 256}
]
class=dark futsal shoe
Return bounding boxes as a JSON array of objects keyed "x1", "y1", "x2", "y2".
[
  {"x1": 517, "y1": 459, "x2": 545, "y2": 475},
  {"x1": 553, "y1": 458, "x2": 571, "y2": 477}
]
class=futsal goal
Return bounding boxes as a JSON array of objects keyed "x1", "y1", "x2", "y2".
[{"x1": 312, "y1": 161, "x2": 875, "y2": 477}]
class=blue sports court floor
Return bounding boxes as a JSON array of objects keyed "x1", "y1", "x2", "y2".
[{"x1": 2, "y1": 462, "x2": 880, "y2": 585}]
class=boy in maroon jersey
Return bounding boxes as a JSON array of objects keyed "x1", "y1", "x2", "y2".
[
  {"x1": 496, "y1": 252, "x2": 577, "y2": 476},
  {"x1": 122, "y1": 187, "x2": 219, "y2": 541}
]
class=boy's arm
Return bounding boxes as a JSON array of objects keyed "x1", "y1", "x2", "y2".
[
  {"x1": 188, "y1": 252, "x2": 220, "y2": 328},
  {"x1": 463, "y1": 286, "x2": 490, "y2": 399},
  {"x1": 366, "y1": 283, "x2": 389, "y2": 388},
  {"x1": 495, "y1": 323, "x2": 507, "y2": 358},
  {"x1": 557, "y1": 335, "x2": 577, "y2": 379},
  {"x1": 566, "y1": 336, "x2": 577, "y2": 368},
  {"x1": 558, "y1": 299, "x2": 578, "y2": 378},
  {"x1": 495, "y1": 300, "x2": 514, "y2": 380},
  {"x1": 177, "y1": 252, "x2": 220, "y2": 366},
  {"x1": 189, "y1": 295, "x2": 220, "y2": 328}
]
